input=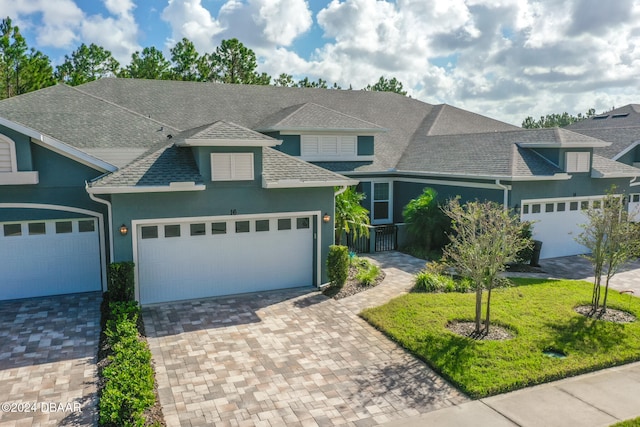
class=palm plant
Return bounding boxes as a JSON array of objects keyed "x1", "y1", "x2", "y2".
[{"x1": 334, "y1": 187, "x2": 370, "y2": 245}]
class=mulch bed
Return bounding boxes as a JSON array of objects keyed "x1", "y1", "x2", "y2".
[
  {"x1": 323, "y1": 263, "x2": 386, "y2": 300},
  {"x1": 447, "y1": 321, "x2": 515, "y2": 341},
  {"x1": 574, "y1": 305, "x2": 637, "y2": 323}
]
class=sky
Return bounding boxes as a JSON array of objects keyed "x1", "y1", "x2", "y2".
[{"x1": 2, "y1": 0, "x2": 640, "y2": 126}]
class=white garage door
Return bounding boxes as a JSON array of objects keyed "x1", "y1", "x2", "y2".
[
  {"x1": 0, "y1": 218, "x2": 102, "y2": 300},
  {"x1": 521, "y1": 196, "x2": 604, "y2": 259},
  {"x1": 137, "y1": 214, "x2": 315, "y2": 304}
]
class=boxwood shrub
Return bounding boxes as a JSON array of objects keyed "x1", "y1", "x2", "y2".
[{"x1": 327, "y1": 245, "x2": 349, "y2": 288}]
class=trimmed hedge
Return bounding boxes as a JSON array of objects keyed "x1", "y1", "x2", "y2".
[
  {"x1": 327, "y1": 245, "x2": 349, "y2": 288},
  {"x1": 107, "y1": 262, "x2": 135, "y2": 302},
  {"x1": 99, "y1": 301, "x2": 155, "y2": 426}
]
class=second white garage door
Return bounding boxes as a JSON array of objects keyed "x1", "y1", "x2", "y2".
[
  {"x1": 520, "y1": 196, "x2": 603, "y2": 259},
  {"x1": 136, "y1": 214, "x2": 315, "y2": 304}
]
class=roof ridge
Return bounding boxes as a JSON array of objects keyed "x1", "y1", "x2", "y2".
[
  {"x1": 302, "y1": 102, "x2": 384, "y2": 129},
  {"x1": 70, "y1": 83, "x2": 181, "y2": 133},
  {"x1": 426, "y1": 105, "x2": 446, "y2": 136}
]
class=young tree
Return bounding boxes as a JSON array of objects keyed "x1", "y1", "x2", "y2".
[
  {"x1": 364, "y1": 76, "x2": 407, "y2": 95},
  {"x1": 402, "y1": 187, "x2": 450, "y2": 252},
  {"x1": 123, "y1": 47, "x2": 171, "y2": 79},
  {"x1": 442, "y1": 199, "x2": 531, "y2": 337},
  {"x1": 334, "y1": 187, "x2": 370, "y2": 246},
  {"x1": 55, "y1": 43, "x2": 120, "y2": 86},
  {"x1": 576, "y1": 191, "x2": 640, "y2": 316}
]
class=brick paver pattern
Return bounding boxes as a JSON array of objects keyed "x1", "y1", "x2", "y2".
[
  {"x1": 0, "y1": 292, "x2": 101, "y2": 427},
  {"x1": 143, "y1": 252, "x2": 466, "y2": 427}
]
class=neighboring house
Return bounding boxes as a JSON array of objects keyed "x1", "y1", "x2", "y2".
[{"x1": 0, "y1": 78, "x2": 638, "y2": 303}]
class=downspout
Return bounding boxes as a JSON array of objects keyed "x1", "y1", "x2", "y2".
[
  {"x1": 495, "y1": 179, "x2": 510, "y2": 210},
  {"x1": 86, "y1": 182, "x2": 114, "y2": 261},
  {"x1": 630, "y1": 176, "x2": 640, "y2": 187}
]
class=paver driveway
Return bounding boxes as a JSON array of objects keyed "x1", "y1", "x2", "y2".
[
  {"x1": 143, "y1": 254, "x2": 467, "y2": 427},
  {"x1": 0, "y1": 292, "x2": 101, "y2": 427}
]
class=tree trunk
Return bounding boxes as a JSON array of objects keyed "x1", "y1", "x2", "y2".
[
  {"x1": 475, "y1": 286, "x2": 483, "y2": 334},
  {"x1": 484, "y1": 286, "x2": 492, "y2": 336}
]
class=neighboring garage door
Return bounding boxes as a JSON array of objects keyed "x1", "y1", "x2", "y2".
[
  {"x1": 137, "y1": 214, "x2": 315, "y2": 304},
  {"x1": 0, "y1": 218, "x2": 102, "y2": 300},
  {"x1": 520, "y1": 196, "x2": 604, "y2": 259}
]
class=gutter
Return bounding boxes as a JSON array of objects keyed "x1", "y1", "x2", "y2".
[
  {"x1": 495, "y1": 179, "x2": 511, "y2": 209},
  {"x1": 86, "y1": 181, "x2": 114, "y2": 261},
  {"x1": 631, "y1": 177, "x2": 640, "y2": 187}
]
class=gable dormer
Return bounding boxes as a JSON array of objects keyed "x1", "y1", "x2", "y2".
[
  {"x1": 516, "y1": 129, "x2": 610, "y2": 175},
  {"x1": 0, "y1": 132, "x2": 39, "y2": 185},
  {"x1": 254, "y1": 103, "x2": 385, "y2": 162},
  {"x1": 174, "y1": 121, "x2": 281, "y2": 183}
]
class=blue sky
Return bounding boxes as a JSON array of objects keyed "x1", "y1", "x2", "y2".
[{"x1": 2, "y1": 0, "x2": 640, "y2": 125}]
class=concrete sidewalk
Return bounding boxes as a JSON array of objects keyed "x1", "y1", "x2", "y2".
[{"x1": 388, "y1": 361, "x2": 640, "y2": 427}]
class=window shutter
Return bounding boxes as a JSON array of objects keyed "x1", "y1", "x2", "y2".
[
  {"x1": 301, "y1": 136, "x2": 319, "y2": 155},
  {"x1": 233, "y1": 153, "x2": 254, "y2": 180},
  {"x1": 340, "y1": 136, "x2": 356, "y2": 155},
  {"x1": 565, "y1": 152, "x2": 590, "y2": 173},
  {"x1": 320, "y1": 136, "x2": 338, "y2": 155},
  {"x1": 211, "y1": 153, "x2": 232, "y2": 180},
  {"x1": 0, "y1": 139, "x2": 13, "y2": 172}
]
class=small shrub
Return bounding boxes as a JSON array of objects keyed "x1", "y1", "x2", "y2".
[
  {"x1": 455, "y1": 277, "x2": 474, "y2": 293},
  {"x1": 107, "y1": 262, "x2": 135, "y2": 302},
  {"x1": 327, "y1": 245, "x2": 349, "y2": 288},
  {"x1": 515, "y1": 221, "x2": 534, "y2": 264},
  {"x1": 356, "y1": 261, "x2": 381, "y2": 286},
  {"x1": 414, "y1": 271, "x2": 443, "y2": 292},
  {"x1": 441, "y1": 276, "x2": 456, "y2": 293}
]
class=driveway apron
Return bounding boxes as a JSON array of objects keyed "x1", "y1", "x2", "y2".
[
  {"x1": 0, "y1": 292, "x2": 101, "y2": 427},
  {"x1": 143, "y1": 252, "x2": 466, "y2": 427}
]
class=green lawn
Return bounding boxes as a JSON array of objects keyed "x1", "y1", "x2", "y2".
[
  {"x1": 361, "y1": 278, "x2": 640, "y2": 398},
  {"x1": 612, "y1": 418, "x2": 640, "y2": 427}
]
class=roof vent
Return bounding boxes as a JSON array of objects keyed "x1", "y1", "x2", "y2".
[
  {"x1": 593, "y1": 115, "x2": 609, "y2": 120},
  {"x1": 612, "y1": 113, "x2": 629, "y2": 118}
]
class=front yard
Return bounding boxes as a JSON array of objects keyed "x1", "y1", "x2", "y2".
[{"x1": 361, "y1": 278, "x2": 640, "y2": 398}]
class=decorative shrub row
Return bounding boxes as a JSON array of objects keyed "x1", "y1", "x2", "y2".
[
  {"x1": 327, "y1": 245, "x2": 349, "y2": 288},
  {"x1": 107, "y1": 262, "x2": 135, "y2": 302},
  {"x1": 99, "y1": 301, "x2": 155, "y2": 426},
  {"x1": 414, "y1": 271, "x2": 473, "y2": 293}
]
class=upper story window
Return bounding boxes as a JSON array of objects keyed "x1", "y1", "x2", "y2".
[
  {"x1": 210, "y1": 153, "x2": 254, "y2": 181},
  {"x1": 301, "y1": 135, "x2": 356, "y2": 160},
  {"x1": 0, "y1": 134, "x2": 18, "y2": 173},
  {"x1": 565, "y1": 152, "x2": 590, "y2": 173}
]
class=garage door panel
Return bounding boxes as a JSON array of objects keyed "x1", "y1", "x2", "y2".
[
  {"x1": 138, "y1": 216, "x2": 314, "y2": 304},
  {"x1": 521, "y1": 198, "x2": 597, "y2": 259},
  {"x1": 0, "y1": 219, "x2": 102, "y2": 300}
]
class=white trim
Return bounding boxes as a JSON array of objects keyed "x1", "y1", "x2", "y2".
[
  {"x1": 612, "y1": 140, "x2": 640, "y2": 161},
  {"x1": 87, "y1": 189, "x2": 114, "y2": 262},
  {"x1": 0, "y1": 171, "x2": 39, "y2": 185},
  {"x1": 262, "y1": 177, "x2": 357, "y2": 189},
  {"x1": 370, "y1": 179, "x2": 393, "y2": 225},
  {"x1": 178, "y1": 138, "x2": 281, "y2": 147},
  {"x1": 276, "y1": 129, "x2": 386, "y2": 135},
  {"x1": 517, "y1": 141, "x2": 610, "y2": 148},
  {"x1": 344, "y1": 170, "x2": 572, "y2": 182},
  {"x1": 87, "y1": 183, "x2": 206, "y2": 194},
  {"x1": 0, "y1": 133, "x2": 18, "y2": 172},
  {"x1": 131, "y1": 210, "x2": 322, "y2": 303},
  {"x1": 0, "y1": 202, "x2": 107, "y2": 292},
  {"x1": 394, "y1": 177, "x2": 511, "y2": 190}
]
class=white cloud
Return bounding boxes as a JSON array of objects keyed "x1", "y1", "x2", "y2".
[
  {"x1": 161, "y1": 0, "x2": 223, "y2": 53},
  {"x1": 81, "y1": 0, "x2": 141, "y2": 63}
]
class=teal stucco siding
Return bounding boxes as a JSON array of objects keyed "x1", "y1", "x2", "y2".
[
  {"x1": 110, "y1": 185, "x2": 335, "y2": 285},
  {"x1": 0, "y1": 125, "x2": 33, "y2": 171},
  {"x1": 511, "y1": 175, "x2": 633, "y2": 205}
]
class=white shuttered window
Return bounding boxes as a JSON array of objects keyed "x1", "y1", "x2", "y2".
[{"x1": 211, "y1": 153, "x2": 254, "y2": 181}]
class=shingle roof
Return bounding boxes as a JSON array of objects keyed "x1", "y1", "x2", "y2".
[
  {"x1": 565, "y1": 105, "x2": 640, "y2": 131},
  {"x1": 174, "y1": 120, "x2": 277, "y2": 145},
  {"x1": 254, "y1": 103, "x2": 385, "y2": 132},
  {"x1": 262, "y1": 147, "x2": 355, "y2": 187},
  {"x1": 591, "y1": 155, "x2": 640, "y2": 178},
  {"x1": 89, "y1": 143, "x2": 202, "y2": 189},
  {"x1": 397, "y1": 128, "x2": 583, "y2": 178}
]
